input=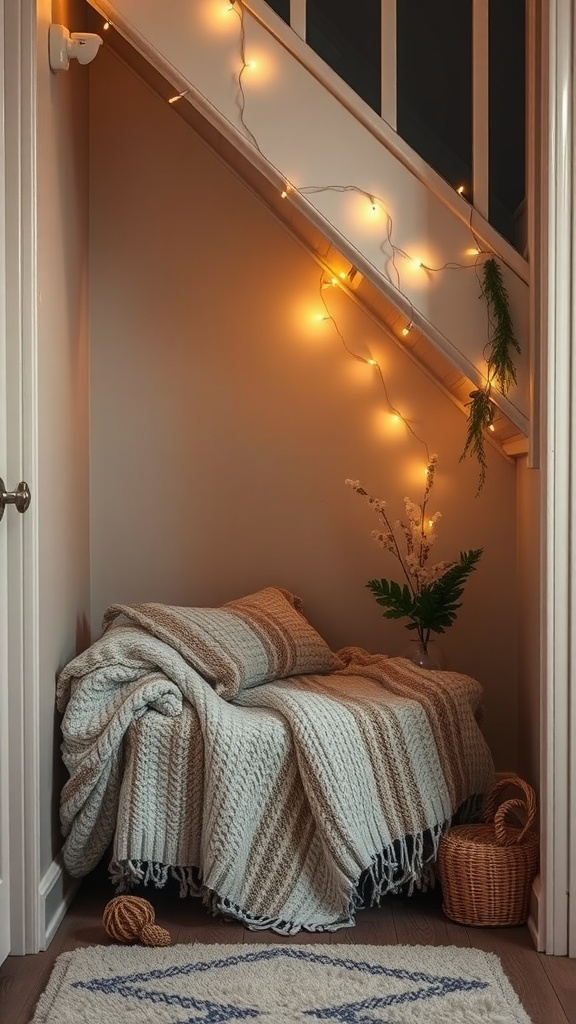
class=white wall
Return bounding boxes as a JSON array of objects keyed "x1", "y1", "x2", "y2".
[
  {"x1": 89, "y1": 48, "x2": 519, "y2": 770},
  {"x1": 37, "y1": 0, "x2": 91, "y2": 875}
]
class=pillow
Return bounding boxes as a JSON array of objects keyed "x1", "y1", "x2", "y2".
[{"x1": 102, "y1": 586, "x2": 342, "y2": 700}]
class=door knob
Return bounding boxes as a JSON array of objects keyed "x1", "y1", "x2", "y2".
[{"x1": 0, "y1": 478, "x2": 31, "y2": 522}]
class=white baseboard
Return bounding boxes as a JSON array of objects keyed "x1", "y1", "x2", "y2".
[{"x1": 39, "y1": 854, "x2": 80, "y2": 950}]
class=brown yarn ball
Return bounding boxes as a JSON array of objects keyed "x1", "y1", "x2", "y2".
[
  {"x1": 103, "y1": 895, "x2": 172, "y2": 946},
  {"x1": 139, "y1": 922, "x2": 173, "y2": 947}
]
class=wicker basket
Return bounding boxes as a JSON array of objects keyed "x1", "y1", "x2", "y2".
[{"x1": 437, "y1": 775, "x2": 539, "y2": 927}]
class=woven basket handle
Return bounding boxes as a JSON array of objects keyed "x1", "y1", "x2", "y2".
[{"x1": 481, "y1": 775, "x2": 537, "y2": 846}]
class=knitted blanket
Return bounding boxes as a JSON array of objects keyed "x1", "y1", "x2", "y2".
[{"x1": 57, "y1": 593, "x2": 495, "y2": 933}]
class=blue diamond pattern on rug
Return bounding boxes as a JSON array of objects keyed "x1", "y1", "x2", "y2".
[{"x1": 71, "y1": 948, "x2": 489, "y2": 1024}]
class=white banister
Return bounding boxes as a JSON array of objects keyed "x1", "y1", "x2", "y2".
[
  {"x1": 289, "y1": 0, "x2": 306, "y2": 41},
  {"x1": 472, "y1": 0, "x2": 489, "y2": 219},
  {"x1": 286, "y1": 0, "x2": 509, "y2": 241},
  {"x1": 291, "y1": 1, "x2": 397, "y2": 128},
  {"x1": 381, "y1": 0, "x2": 397, "y2": 129}
]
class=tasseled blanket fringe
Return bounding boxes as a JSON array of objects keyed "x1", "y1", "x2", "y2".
[{"x1": 108, "y1": 794, "x2": 483, "y2": 936}]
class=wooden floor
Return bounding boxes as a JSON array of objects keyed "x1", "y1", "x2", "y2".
[{"x1": 1, "y1": 870, "x2": 575, "y2": 1023}]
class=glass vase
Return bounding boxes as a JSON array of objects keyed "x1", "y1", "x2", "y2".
[{"x1": 403, "y1": 638, "x2": 444, "y2": 670}]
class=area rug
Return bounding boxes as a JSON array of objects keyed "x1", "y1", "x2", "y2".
[{"x1": 29, "y1": 942, "x2": 532, "y2": 1023}]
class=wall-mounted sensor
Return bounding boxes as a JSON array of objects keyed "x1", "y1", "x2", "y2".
[{"x1": 49, "y1": 24, "x2": 103, "y2": 72}]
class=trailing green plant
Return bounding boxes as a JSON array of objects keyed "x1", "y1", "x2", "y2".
[
  {"x1": 461, "y1": 257, "x2": 521, "y2": 492},
  {"x1": 346, "y1": 456, "x2": 482, "y2": 652},
  {"x1": 482, "y1": 257, "x2": 521, "y2": 391},
  {"x1": 460, "y1": 388, "x2": 494, "y2": 494}
]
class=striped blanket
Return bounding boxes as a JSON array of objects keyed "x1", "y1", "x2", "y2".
[{"x1": 57, "y1": 591, "x2": 495, "y2": 933}]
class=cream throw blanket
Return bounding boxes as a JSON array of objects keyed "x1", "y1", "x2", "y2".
[{"x1": 57, "y1": 599, "x2": 495, "y2": 933}]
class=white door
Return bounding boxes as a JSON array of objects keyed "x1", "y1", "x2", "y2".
[
  {"x1": 0, "y1": 0, "x2": 36, "y2": 964},
  {"x1": 0, "y1": 574, "x2": 10, "y2": 965},
  {"x1": 0, "y1": 437, "x2": 10, "y2": 966},
  {"x1": 0, "y1": 0, "x2": 11, "y2": 966},
  {"x1": 0, "y1": 384, "x2": 10, "y2": 966}
]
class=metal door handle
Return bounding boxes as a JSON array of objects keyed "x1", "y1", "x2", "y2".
[{"x1": 0, "y1": 478, "x2": 31, "y2": 522}]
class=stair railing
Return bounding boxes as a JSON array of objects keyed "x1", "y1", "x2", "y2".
[{"x1": 273, "y1": 0, "x2": 526, "y2": 259}]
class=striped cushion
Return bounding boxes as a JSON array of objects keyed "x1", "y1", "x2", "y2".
[{"x1": 101, "y1": 587, "x2": 342, "y2": 699}]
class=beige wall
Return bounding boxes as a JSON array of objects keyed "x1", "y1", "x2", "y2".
[
  {"x1": 37, "y1": 0, "x2": 91, "y2": 872},
  {"x1": 89, "y1": 49, "x2": 520, "y2": 769}
]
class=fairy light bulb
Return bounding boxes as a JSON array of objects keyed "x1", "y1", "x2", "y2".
[
  {"x1": 280, "y1": 190, "x2": 288, "y2": 199},
  {"x1": 402, "y1": 321, "x2": 414, "y2": 337},
  {"x1": 489, "y1": 423, "x2": 495, "y2": 432},
  {"x1": 457, "y1": 185, "x2": 465, "y2": 195},
  {"x1": 367, "y1": 358, "x2": 377, "y2": 366},
  {"x1": 411, "y1": 258, "x2": 423, "y2": 269},
  {"x1": 103, "y1": 19, "x2": 111, "y2": 30},
  {"x1": 315, "y1": 313, "x2": 330, "y2": 322},
  {"x1": 244, "y1": 59, "x2": 257, "y2": 70},
  {"x1": 168, "y1": 90, "x2": 189, "y2": 104}
]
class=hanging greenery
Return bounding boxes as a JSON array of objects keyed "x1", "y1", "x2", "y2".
[
  {"x1": 461, "y1": 257, "x2": 521, "y2": 492},
  {"x1": 460, "y1": 388, "x2": 494, "y2": 493},
  {"x1": 482, "y1": 257, "x2": 522, "y2": 392}
]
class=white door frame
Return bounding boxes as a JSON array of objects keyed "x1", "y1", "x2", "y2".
[
  {"x1": 542, "y1": 0, "x2": 575, "y2": 957},
  {"x1": 3, "y1": 0, "x2": 41, "y2": 956},
  {"x1": 0, "y1": 0, "x2": 12, "y2": 965}
]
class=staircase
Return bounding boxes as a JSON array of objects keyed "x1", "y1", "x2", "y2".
[{"x1": 85, "y1": 0, "x2": 530, "y2": 455}]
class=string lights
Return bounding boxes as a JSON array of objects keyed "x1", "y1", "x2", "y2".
[
  {"x1": 163, "y1": 0, "x2": 519, "y2": 489},
  {"x1": 230, "y1": 0, "x2": 263, "y2": 153},
  {"x1": 168, "y1": 89, "x2": 189, "y2": 104},
  {"x1": 314, "y1": 267, "x2": 430, "y2": 457}
]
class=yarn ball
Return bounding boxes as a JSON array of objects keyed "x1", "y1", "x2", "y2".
[{"x1": 103, "y1": 895, "x2": 172, "y2": 946}]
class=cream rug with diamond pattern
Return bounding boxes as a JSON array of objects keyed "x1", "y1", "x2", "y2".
[{"x1": 30, "y1": 942, "x2": 532, "y2": 1023}]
